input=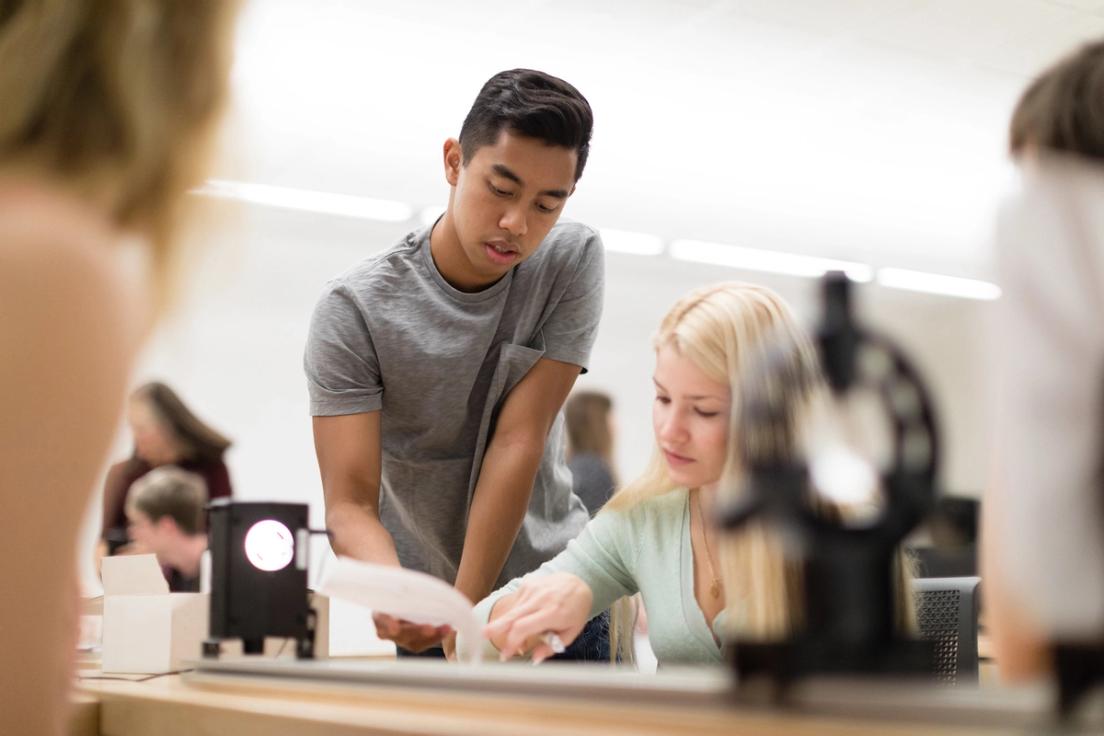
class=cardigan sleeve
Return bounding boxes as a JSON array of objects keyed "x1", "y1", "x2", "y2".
[{"x1": 473, "y1": 506, "x2": 640, "y2": 628}]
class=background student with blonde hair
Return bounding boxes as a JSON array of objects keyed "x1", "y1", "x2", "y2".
[
  {"x1": 0, "y1": 2, "x2": 239, "y2": 734},
  {"x1": 475, "y1": 282, "x2": 834, "y2": 664}
]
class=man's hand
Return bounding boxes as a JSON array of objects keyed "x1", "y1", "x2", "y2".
[{"x1": 372, "y1": 612, "x2": 451, "y2": 654}]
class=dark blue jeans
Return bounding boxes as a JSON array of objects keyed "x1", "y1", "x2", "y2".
[{"x1": 398, "y1": 610, "x2": 611, "y2": 662}]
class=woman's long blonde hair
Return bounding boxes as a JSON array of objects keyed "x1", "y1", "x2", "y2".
[
  {"x1": 604, "y1": 282, "x2": 819, "y2": 662},
  {"x1": 604, "y1": 282, "x2": 917, "y2": 664},
  {"x1": 0, "y1": 0, "x2": 238, "y2": 302}
]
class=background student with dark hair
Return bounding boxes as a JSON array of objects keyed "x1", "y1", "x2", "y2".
[
  {"x1": 101, "y1": 381, "x2": 233, "y2": 556},
  {"x1": 306, "y1": 69, "x2": 606, "y2": 658}
]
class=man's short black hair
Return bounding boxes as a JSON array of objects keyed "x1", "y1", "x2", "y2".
[{"x1": 459, "y1": 69, "x2": 594, "y2": 182}]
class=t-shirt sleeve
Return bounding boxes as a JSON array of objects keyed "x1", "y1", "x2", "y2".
[
  {"x1": 303, "y1": 283, "x2": 384, "y2": 416},
  {"x1": 539, "y1": 228, "x2": 605, "y2": 371}
]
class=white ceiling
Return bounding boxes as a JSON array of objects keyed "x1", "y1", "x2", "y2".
[{"x1": 218, "y1": 0, "x2": 1104, "y2": 279}]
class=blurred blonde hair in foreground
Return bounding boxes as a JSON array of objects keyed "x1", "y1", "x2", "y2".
[
  {"x1": 0, "y1": 2, "x2": 239, "y2": 735},
  {"x1": 0, "y1": 0, "x2": 238, "y2": 305}
]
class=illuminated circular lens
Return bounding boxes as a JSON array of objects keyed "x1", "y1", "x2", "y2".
[{"x1": 243, "y1": 520, "x2": 294, "y2": 572}]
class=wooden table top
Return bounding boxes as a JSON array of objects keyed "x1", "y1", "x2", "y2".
[{"x1": 74, "y1": 660, "x2": 1031, "y2": 736}]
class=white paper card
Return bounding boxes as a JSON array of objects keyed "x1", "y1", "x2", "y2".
[
  {"x1": 318, "y1": 557, "x2": 482, "y2": 663},
  {"x1": 102, "y1": 554, "x2": 169, "y2": 596}
]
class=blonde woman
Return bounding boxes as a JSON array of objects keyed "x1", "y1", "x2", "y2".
[
  {"x1": 0, "y1": 2, "x2": 238, "y2": 734},
  {"x1": 474, "y1": 282, "x2": 824, "y2": 665}
]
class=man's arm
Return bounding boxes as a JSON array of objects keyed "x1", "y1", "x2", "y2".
[
  {"x1": 314, "y1": 412, "x2": 454, "y2": 653},
  {"x1": 312, "y1": 412, "x2": 400, "y2": 566},
  {"x1": 453, "y1": 357, "x2": 582, "y2": 605}
]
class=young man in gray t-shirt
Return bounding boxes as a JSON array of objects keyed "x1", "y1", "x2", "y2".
[{"x1": 305, "y1": 69, "x2": 605, "y2": 658}]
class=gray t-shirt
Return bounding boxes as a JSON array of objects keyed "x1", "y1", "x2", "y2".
[{"x1": 305, "y1": 219, "x2": 604, "y2": 588}]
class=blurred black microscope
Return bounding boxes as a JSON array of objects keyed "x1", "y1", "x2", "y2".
[{"x1": 721, "y1": 271, "x2": 938, "y2": 686}]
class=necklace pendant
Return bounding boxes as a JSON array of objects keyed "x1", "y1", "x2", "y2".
[{"x1": 710, "y1": 580, "x2": 721, "y2": 599}]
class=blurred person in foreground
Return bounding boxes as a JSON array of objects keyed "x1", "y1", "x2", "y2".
[
  {"x1": 101, "y1": 381, "x2": 232, "y2": 556},
  {"x1": 984, "y1": 37, "x2": 1104, "y2": 681},
  {"x1": 564, "y1": 390, "x2": 618, "y2": 516},
  {"x1": 0, "y1": 2, "x2": 239, "y2": 734},
  {"x1": 125, "y1": 467, "x2": 209, "y2": 593}
]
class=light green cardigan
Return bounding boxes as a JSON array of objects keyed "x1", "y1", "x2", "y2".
[{"x1": 471, "y1": 488, "x2": 729, "y2": 666}]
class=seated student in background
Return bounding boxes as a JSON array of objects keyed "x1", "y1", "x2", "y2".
[
  {"x1": 125, "y1": 467, "x2": 209, "y2": 592},
  {"x1": 984, "y1": 37, "x2": 1104, "y2": 681},
  {"x1": 102, "y1": 381, "x2": 232, "y2": 555},
  {"x1": 564, "y1": 390, "x2": 618, "y2": 516},
  {"x1": 0, "y1": 3, "x2": 239, "y2": 734},
  {"x1": 472, "y1": 282, "x2": 915, "y2": 665}
]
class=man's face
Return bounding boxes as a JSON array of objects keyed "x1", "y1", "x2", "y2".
[
  {"x1": 445, "y1": 130, "x2": 577, "y2": 287},
  {"x1": 126, "y1": 507, "x2": 164, "y2": 556}
]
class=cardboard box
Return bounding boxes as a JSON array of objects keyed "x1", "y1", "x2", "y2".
[{"x1": 101, "y1": 554, "x2": 208, "y2": 674}]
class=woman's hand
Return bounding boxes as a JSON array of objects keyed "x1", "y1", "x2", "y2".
[{"x1": 483, "y1": 573, "x2": 592, "y2": 663}]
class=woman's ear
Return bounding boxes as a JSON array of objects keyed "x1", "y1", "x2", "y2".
[{"x1": 443, "y1": 138, "x2": 462, "y2": 186}]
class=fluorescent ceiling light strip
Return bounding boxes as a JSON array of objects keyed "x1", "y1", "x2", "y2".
[
  {"x1": 599, "y1": 228, "x2": 665, "y2": 256},
  {"x1": 876, "y1": 268, "x2": 1001, "y2": 301},
  {"x1": 669, "y1": 239, "x2": 873, "y2": 282},
  {"x1": 196, "y1": 179, "x2": 413, "y2": 223}
]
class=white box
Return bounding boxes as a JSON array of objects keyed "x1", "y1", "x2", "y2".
[{"x1": 101, "y1": 554, "x2": 208, "y2": 674}]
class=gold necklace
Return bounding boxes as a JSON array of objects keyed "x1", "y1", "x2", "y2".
[{"x1": 694, "y1": 490, "x2": 722, "y2": 600}]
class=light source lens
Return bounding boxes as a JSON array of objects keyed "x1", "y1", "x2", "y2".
[{"x1": 243, "y1": 520, "x2": 295, "y2": 572}]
